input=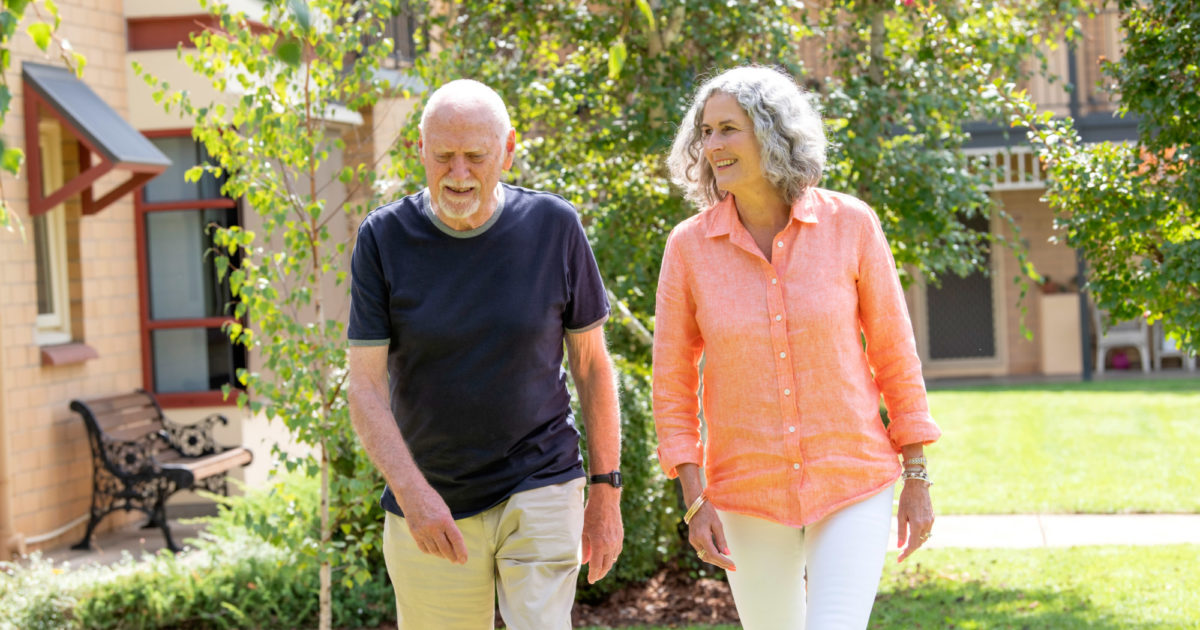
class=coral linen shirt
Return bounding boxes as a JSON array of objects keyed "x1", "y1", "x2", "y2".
[{"x1": 653, "y1": 187, "x2": 942, "y2": 528}]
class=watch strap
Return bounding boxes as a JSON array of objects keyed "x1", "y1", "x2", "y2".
[{"x1": 588, "y1": 471, "x2": 623, "y2": 488}]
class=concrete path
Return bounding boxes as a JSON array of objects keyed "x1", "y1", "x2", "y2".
[
  {"x1": 37, "y1": 518, "x2": 208, "y2": 568},
  {"x1": 896, "y1": 514, "x2": 1200, "y2": 549}
]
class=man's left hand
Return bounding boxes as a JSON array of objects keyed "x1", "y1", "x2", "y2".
[{"x1": 581, "y1": 484, "x2": 623, "y2": 583}]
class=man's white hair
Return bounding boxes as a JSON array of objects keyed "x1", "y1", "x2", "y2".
[{"x1": 420, "y1": 79, "x2": 513, "y2": 139}]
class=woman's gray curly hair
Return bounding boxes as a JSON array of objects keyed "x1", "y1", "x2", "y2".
[{"x1": 668, "y1": 66, "x2": 826, "y2": 209}]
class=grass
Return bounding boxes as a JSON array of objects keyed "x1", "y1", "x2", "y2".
[
  {"x1": 924, "y1": 377, "x2": 1200, "y2": 514},
  {"x1": 581, "y1": 545, "x2": 1200, "y2": 630},
  {"x1": 871, "y1": 545, "x2": 1200, "y2": 629}
]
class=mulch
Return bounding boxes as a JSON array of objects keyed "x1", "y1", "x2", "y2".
[
  {"x1": 353, "y1": 563, "x2": 741, "y2": 629},
  {"x1": 571, "y1": 563, "x2": 740, "y2": 628}
]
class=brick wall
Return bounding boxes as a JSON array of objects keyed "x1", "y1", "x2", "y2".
[{"x1": 1, "y1": 0, "x2": 144, "y2": 554}]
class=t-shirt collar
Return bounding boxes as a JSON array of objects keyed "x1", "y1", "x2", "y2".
[{"x1": 422, "y1": 184, "x2": 508, "y2": 238}]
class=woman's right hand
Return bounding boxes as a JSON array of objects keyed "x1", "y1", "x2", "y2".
[{"x1": 687, "y1": 502, "x2": 736, "y2": 572}]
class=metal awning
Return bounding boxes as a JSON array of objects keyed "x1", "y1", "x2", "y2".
[{"x1": 22, "y1": 62, "x2": 170, "y2": 216}]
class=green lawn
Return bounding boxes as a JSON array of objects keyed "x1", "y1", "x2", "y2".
[
  {"x1": 581, "y1": 545, "x2": 1200, "y2": 630},
  {"x1": 924, "y1": 378, "x2": 1200, "y2": 514},
  {"x1": 872, "y1": 545, "x2": 1200, "y2": 629}
]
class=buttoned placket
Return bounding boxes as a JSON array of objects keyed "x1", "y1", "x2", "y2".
[
  {"x1": 765, "y1": 228, "x2": 804, "y2": 488},
  {"x1": 728, "y1": 217, "x2": 806, "y2": 490}
]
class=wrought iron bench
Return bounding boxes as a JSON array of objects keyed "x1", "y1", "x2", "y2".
[{"x1": 70, "y1": 389, "x2": 253, "y2": 552}]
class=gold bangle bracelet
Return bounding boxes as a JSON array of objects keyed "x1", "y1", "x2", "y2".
[{"x1": 683, "y1": 492, "x2": 708, "y2": 525}]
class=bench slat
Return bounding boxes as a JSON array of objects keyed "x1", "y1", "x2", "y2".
[
  {"x1": 82, "y1": 392, "x2": 157, "y2": 415},
  {"x1": 104, "y1": 425, "x2": 165, "y2": 445},
  {"x1": 91, "y1": 406, "x2": 163, "y2": 433},
  {"x1": 158, "y1": 448, "x2": 253, "y2": 480}
]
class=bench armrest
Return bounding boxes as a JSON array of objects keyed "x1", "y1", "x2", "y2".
[
  {"x1": 162, "y1": 413, "x2": 230, "y2": 457},
  {"x1": 102, "y1": 432, "x2": 166, "y2": 477}
]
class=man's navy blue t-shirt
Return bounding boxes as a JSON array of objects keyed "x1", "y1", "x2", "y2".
[{"x1": 348, "y1": 184, "x2": 610, "y2": 519}]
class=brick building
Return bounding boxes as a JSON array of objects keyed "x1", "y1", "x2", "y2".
[{"x1": 0, "y1": 0, "x2": 416, "y2": 557}]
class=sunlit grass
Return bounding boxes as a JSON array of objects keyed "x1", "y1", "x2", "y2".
[{"x1": 925, "y1": 378, "x2": 1200, "y2": 514}]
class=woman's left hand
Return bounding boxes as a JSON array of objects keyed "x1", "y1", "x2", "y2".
[{"x1": 896, "y1": 479, "x2": 934, "y2": 562}]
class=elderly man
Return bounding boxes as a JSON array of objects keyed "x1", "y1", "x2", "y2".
[{"x1": 347, "y1": 79, "x2": 624, "y2": 630}]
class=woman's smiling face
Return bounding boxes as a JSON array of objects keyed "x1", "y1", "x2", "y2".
[{"x1": 700, "y1": 92, "x2": 767, "y2": 198}]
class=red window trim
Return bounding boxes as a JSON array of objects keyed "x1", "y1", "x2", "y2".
[
  {"x1": 127, "y1": 14, "x2": 270, "y2": 52},
  {"x1": 135, "y1": 128, "x2": 244, "y2": 408}
]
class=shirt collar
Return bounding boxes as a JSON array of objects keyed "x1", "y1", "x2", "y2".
[{"x1": 704, "y1": 190, "x2": 819, "y2": 239}]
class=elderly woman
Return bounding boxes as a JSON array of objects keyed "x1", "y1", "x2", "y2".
[{"x1": 653, "y1": 65, "x2": 942, "y2": 629}]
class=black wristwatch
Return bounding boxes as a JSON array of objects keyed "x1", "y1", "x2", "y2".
[{"x1": 588, "y1": 471, "x2": 623, "y2": 488}]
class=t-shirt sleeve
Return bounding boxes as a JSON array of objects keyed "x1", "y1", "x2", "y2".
[
  {"x1": 563, "y1": 209, "x2": 610, "y2": 333},
  {"x1": 348, "y1": 217, "x2": 392, "y2": 346}
]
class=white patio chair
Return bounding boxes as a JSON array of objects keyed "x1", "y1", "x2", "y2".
[
  {"x1": 1093, "y1": 307, "x2": 1150, "y2": 374},
  {"x1": 1152, "y1": 321, "x2": 1197, "y2": 372}
]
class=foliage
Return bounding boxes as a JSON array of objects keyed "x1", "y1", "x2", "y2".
[
  {"x1": 0, "y1": 552, "x2": 78, "y2": 630},
  {"x1": 0, "y1": 518, "x2": 393, "y2": 630},
  {"x1": 134, "y1": 0, "x2": 405, "y2": 627},
  {"x1": 1007, "y1": 0, "x2": 1200, "y2": 351},
  {"x1": 926, "y1": 378, "x2": 1200, "y2": 515},
  {"x1": 389, "y1": 0, "x2": 1089, "y2": 592},
  {"x1": 816, "y1": 0, "x2": 1086, "y2": 286},
  {"x1": 0, "y1": 0, "x2": 86, "y2": 236}
]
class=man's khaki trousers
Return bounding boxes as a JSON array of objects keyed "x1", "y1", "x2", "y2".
[{"x1": 382, "y1": 477, "x2": 586, "y2": 630}]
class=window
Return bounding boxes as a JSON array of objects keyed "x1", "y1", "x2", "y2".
[
  {"x1": 136, "y1": 131, "x2": 245, "y2": 406},
  {"x1": 33, "y1": 120, "x2": 72, "y2": 346}
]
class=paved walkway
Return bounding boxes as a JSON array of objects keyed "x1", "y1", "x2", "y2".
[
  {"x1": 903, "y1": 514, "x2": 1200, "y2": 549},
  {"x1": 31, "y1": 512, "x2": 1200, "y2": 569}
]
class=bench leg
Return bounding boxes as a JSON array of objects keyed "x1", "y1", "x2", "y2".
[
  {"x1": 71, "y1": 511, "x2": 103, "y2": 551},
  {"x1": 156, "y1": 517, "x2": 181, "y2": 553},
  {"x1": 149, "y1": 482, "x2": 182, "y2": 553}
]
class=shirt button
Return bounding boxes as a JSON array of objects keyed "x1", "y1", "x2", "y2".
[
  {"x1": 777, "y1": 241, "x2": 784, "y2": 248},
  {"x1": 784, "y1": 388, "x2": 791, "y2": 396},
  {"x1": 788, "y1": 426, "x2": 796, "y2": 433},
  {"x1": 780, "y1": 352, "x2": 786, "y2": 358},
  {"x1": 771, "y1": 278, "x2": 778, "y2": 285},
  {"x1": 793, "y1": 463, "x2": 800, "y2": 470},
  {"x1": 775, "y1": 314, "x2": 782, "y2": 321}
]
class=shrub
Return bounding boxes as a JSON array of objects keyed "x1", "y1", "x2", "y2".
[{"x1": 1, "y1": 475, "x2": 394, "y2": 630}]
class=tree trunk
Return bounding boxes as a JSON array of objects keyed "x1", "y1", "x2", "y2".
[{"x1": 320, "y1": 439, "x2": 332, "y2": 630}]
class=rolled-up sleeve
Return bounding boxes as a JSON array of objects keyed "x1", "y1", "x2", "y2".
[
  {"x1": 855, "y1": 208, "x2": 942, "y2": 449},
  {"x1": 652, "y1": 227, "x2": 706, "y2": 478}
]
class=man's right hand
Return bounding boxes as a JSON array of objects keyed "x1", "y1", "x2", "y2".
[{"x1": 399, "y1": 482, "x2": 469, "y2": 564}]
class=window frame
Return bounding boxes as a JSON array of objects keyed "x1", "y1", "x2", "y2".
[
  {"x1": 33, "y1": 119, "x2": 73, "y2": 346},
  {"x1": 135, "y1": 128, "x2": 243, "y2": 407}
]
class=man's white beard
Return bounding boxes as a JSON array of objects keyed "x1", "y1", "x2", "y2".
[
  {"x1": 433, "y1": 192, "x2": 480, "y2": 219},
  {"x1": 433, "y1": 182, "x2": 482, "y2": 219}
]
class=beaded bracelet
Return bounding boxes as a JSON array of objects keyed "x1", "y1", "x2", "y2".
[
  {"x1": 902, "y1": 469, "x2": 933, "y2": 487},
  {"x1": 683, "y1": 492, "x2": 708, "y2": 525}
]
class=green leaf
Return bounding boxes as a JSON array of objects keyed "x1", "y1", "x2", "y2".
[
  {"x1": 6, "y1": 0, "x2": 30, "y2": 18},
  {"x1": 635, "y1": 0, "x2": 655, "y2": 29},
  {"x1": 1, "y1": 146, "x2": 23, "y2": 174},
  {"x1": 275, "y1": 37, "x2": 302, "y2": 68},
  {"x1": 0, "y1": 11, "x2": 19, "y2": 39},
  {"x1": 288, "y1": 0, "x2": 310, "y2": 31},
  {"x1": 0, "y1": 85, "x2": 9, "y2": 117},
  {"x1": 607, "y1": 39, "x2": 627, "y2": 81},
  {"x1": 26, "y1": 21, "x2": 50, "y2": 51}
]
